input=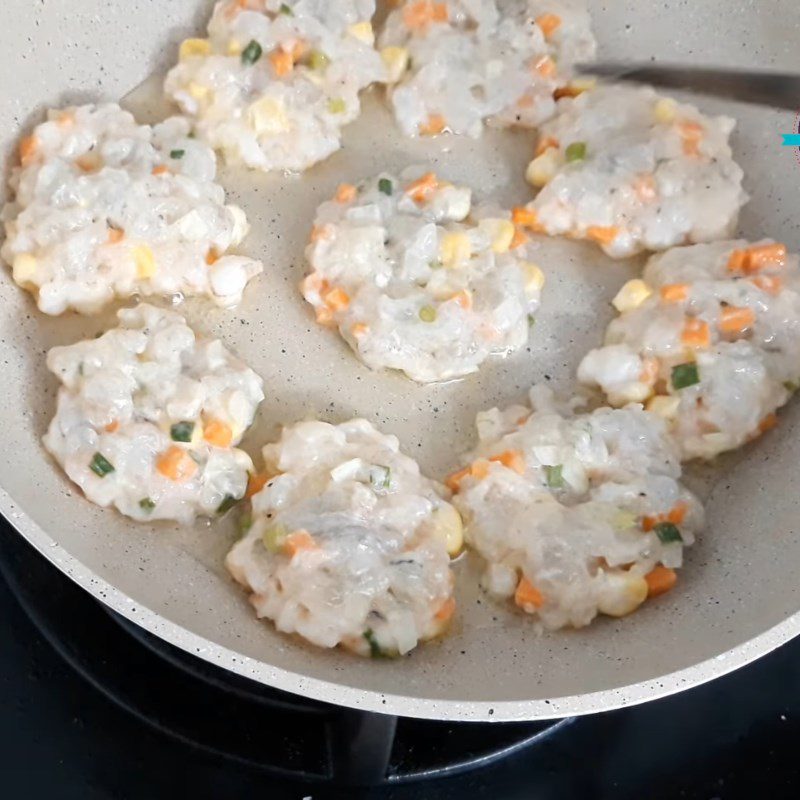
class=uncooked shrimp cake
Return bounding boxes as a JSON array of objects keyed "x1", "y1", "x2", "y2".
[
  {"x1": 521, "y1": 84, "x2": 747, "y2": 258},
  {"x1": 2, "y1": 103, "x2": 261, "y2": 315},
  {"x1": 43, "y1": 304, "x2": 265, "y2": 525},
  {"x1": 225, "y1": 419, "x2": 461, "y2": 657},
  {"x1": 578, "y1": 240, "x2": 800, "y2": 459},
  {"x1": 449, "y1": 385, "x2": 703, "y2": 629},
  {"x1": 302, "y1": 171, "x2": 545, "y2": 383},
  {"x1": 379, "y1": 0, "x2": 596, "y2": 138},
  {"x1": 164, "y1": 0, "x2": 385, "y2": 172}
]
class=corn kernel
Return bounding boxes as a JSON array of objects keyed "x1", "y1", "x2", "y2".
[
  {"x1": 380, "y1": 46, "x2": 409, "y2": 83},
  {"x1": 479, "y1": 218, "x2": 515, "y2": 254},
  {"x1": 612, "y1": 279, "x2": 652, "y2": 312},
  {"x1": 227, "y1": 38, "x2": 242, "y2": 56},
  {"x1": 247, "y1": 97, "x2": 289, "y2": 134},
  {"x1": 520, "y1": 261, "x2": 546, "y2": 294},
  {"x1": 347, "y1": 21, "x2": 374, "y2": 44},
  {"x1": 525, "y1": 147, "x2": 562, "y2": 188},
  {"x1": 133, "y1": 245, "x2": 156, "y2": 279},
  {"x1": 654, "y1": 97, "x2": 677, "y2": 124},
  {"x1": 440, "y1": 232, "x2": 472, "y2": 269},
  {"x1": 646, "y1": 394, "x2": 681, "y2": 420},
  {"x1": 430, "y1": 505, "x2": 464, "y2": 557},
  {"x1": 597, "y1": 572, "x2": 648, "y2": 617},
  {"x1": 180, "y1": 38, "x2": 211, "y2": 60},
  {"x1": 12, "y1": 253, "x2": 38, "y2": 285},
  {"x1": 187, "y1": 82, "x2": 210, "y2": 101}
]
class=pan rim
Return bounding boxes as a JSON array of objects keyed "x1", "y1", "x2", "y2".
[{"x1": 3, "y1": 480, "x2": 798, "y2": 722}]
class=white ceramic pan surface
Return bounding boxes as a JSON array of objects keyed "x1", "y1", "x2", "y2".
[{"x1": 1, "y1": 0, "x2": 800, "y2": 721}]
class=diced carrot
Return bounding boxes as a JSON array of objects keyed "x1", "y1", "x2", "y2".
[
  {"x1": 645, "y1": 566, "x2": 677, "y2": 597},
  {"x1": 152, "y1": 165, "x2": 170, "y2": 176},
  {"x1": 223, "y1": 0, "x2": 247, "y2": 19},
  {"x1": 283, "y1": 529, "x2": 317, "y2": 557},
  {"x1": 586, "y1": 226, "x2": 620, "y2": 246},
  {"x1": 511, "y1": 207, "x2": 544, "y2": 231},
  {"x1": 553, "y1": 85, "x2": 581, "y2": 100},
  {"x1": 719, "y1": 305, "x2": 756, "y2": 335},
  {"x1": 269, "y1": 48, "x2": 294, "y2": 76},
  {"x1": 535, "y1": 136, "x2": 559, "y2": 156},
  {"x1": 406, "y1": 172, "x2": 439, "y2": 203},
  {"x1": 660, "y1": 283, "x2": 690, "y2": 303},
  {"x1": 107, "y1": 227, "x2": 125, "y2": 245},
  {"x1": 291, "y1": 40, "x2": 308, "y2": 62},
  {"x1": 104, "y1": 420, "x2": 120, "y2": 433},
  {"x1": 451, "y1": 289, "x2": 472, "y2": 310},
  {"x1": 334, "y1": 183, "x2": 357, "y2": 203},
  {"x1": 402, "y1": 0, "x2": 447, "y2": 30},
  {"x1": 19, "y1": 135, "x2": 38, "y2": 166},
  {"x1": 681, "y1": 318, "x2": 710, "y2": 348},
  {"x1": 667, "y1": 502, "x2": 688, "y2": 525},
  {"x1": 419, "y1": 113, "x2": 446, "y2": 136},
  {"x1": 489, "y1": 450, "x2": 525, "y2": 475},
  {"x1": 509, "y1": 226, "x2": 529, "y2": 250},
  {"x1": 316, "y1": 306, "x2": 334, "y2": 325},
  {"x1": 679, "y1": 120, "x2": 704, "y2": 157},
  {"x1": 56, "y1": 111, "x2": 75, "y2": 128},
  {"x1": 246, "y1": 472, "x2": 270, "y2": 498},
  {"x1": 632, "y1": 173, "x2": 657, "y2": 202},
  {"x1": 727, "y1": 243, "x2": 787, "y2": 274},
  {"x1": 751, "y1": 274, "x2": 783, "y2": 295},
  {"x1": 470, "y1": 459, "x2": 490, "y2": 480},
  {"x1": 747, "y1": 243, "x2": 787, "y2": 270},
  {"x1": 516, "y1": 414, "x2": 530, "y2": 427},
  {"x1": 639, "y1": 356, "x2": 660, "y2": 384},
  {"x1": 323, "y1": 286, "x2": 350, "y2": 312},
  {"x1": 156, "y1": 446, "x2": 198, "y2": 482},
  {"x1": 759, "y1": 413, "x2": 778, "y2": 434},
  {"x1": 301, "y1": 272, "x2": 330, "y2": 298},
  {"x1": 514, "y1": 576, "x2": 545, "y2": 609},
  {"x1": 445, "y1": 466, "x2": 471, "y2": 493},
  {"x1": 203, "y1": 419, "x2": 233, "y2": 448},
  {"x1": 350, "y1": 322, "x2": 369, "y2": 338},
  {"x1": 535, "y1": 13, "x2": 562, "y2": 38},
  {"x1": 76, "y1": 154, "x2": 102, "y2": 173},
  {"x1": 641, "y1": 515, "x2": 656, "y2": 533},
  {"x1": 533, "y1": 55, "x2": 557, "y2": 78},
  {"x1": 309, "y1": 224, "x2": 333, "y2": 243},
  {"x1": 205, "y1": 247, "x2": 220, "y2": 265},
  {"x1": 434, "y1": 596, "x2": 456, "y2": 622}
]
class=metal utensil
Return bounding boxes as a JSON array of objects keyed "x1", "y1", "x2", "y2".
[{"x1": 576, "y1": 63, "x2": 800, "y2": 110}]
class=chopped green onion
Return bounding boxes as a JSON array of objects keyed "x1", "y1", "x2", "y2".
[
  {"x1": 784, "y1": 380, "x2": 799, "y2": 393},
  {"x1": 671, "y1": 362, "x2": 700, "y2": 390},
  {"x1": 565, "y1": 141, "x2": 587, "y2": 162},
  {"x1": 545, "y1": 464, "x2": 564, "y2": 488},
  {"x1": 363, "y1": 628, "x2": 383, "y2": 658},
  {"x1": 528, "y1": 314, "x2": 536, "y2": 327},
  {"x1": 169, "y1": 149, "x2": 185, "y2": 159},
  {"x1": 89, "y1": 452, "x2": 115, "y2": 478},
  {"x1": 654, "y1": 521, "x2": 683, "y2": 545},
  {"x1": 279, "y1": 2, "x2": 293, "y2": 13},
  {"x1": 170, "y1": 420, "x2": 194, "y2": 443},
  {"x1": 378, "y1": 177, "x2": 393, "y2": 196},
  {"x1": 139, "y1": 497, "x2": 156, "y2": 513},
  {"x1": 310, "y1": 50, "x2": 330, "y2": 71},
  {"x1": 241, "y1": 39, "x2": 263, "y2": 65},
  {"x1": 217, "y1": 494, "x2": 238, "y2": 514},
  {"x1": 371, "y1": 466, "x2": 391, "y2": 490},
  {"x1": 419, "y1": 305, "x2": 437, "y2": 323},
  {"x1": 262, "y1": 524, "x2": 287, "y2": 553},
  {"x1": 327, "y1": 97, "x2": 346, "y2": 114}
]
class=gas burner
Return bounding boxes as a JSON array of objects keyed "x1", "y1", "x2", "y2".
[{"x1": 0, "y1": 531, "x2": 573, "y2": 786}]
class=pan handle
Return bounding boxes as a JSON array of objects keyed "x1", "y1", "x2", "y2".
[{"x1": 327, "y1": 708, "x2": 398, "y2": 785}]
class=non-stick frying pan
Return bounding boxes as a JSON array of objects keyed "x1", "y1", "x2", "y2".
[{"x1": 2, "y1": 0, "x2": 799, "y2": 721}]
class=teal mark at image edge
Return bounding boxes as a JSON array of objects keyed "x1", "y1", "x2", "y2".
[{"x1": 781, "y1": 133, "x2": 800, "y2": 146}]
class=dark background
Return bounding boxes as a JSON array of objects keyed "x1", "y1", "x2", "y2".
[{"x1": 2, "y1": 527, "x2": 798, "y2": 799}]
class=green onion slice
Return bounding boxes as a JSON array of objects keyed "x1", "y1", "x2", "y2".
[
  {"x1": 170, "y1": 421, "x2": 195, "y2": 442},
  {"x1": 241, "y1": 40, "x2": 263, "y2": 65},
  {"x1": 654, "y1": 521, "x2": 683, "y2": 544},
  {"x1": 545, "y1": 464, "x2": 564, "y2": 488},
  {"x1": 671, "y1": 362, "x2": 700, "y2": 390},
  {"x1": 89, "y1": 452, "x2": 115, "y2": 478}
]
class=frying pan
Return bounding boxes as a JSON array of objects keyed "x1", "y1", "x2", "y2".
[{"x1": 2, "y1": 0, "x2": 800, "y2": 722}]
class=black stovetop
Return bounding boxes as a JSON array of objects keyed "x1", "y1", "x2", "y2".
[{"x1": 1, "y1": 522, "x2": 799, "y2": 799}]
